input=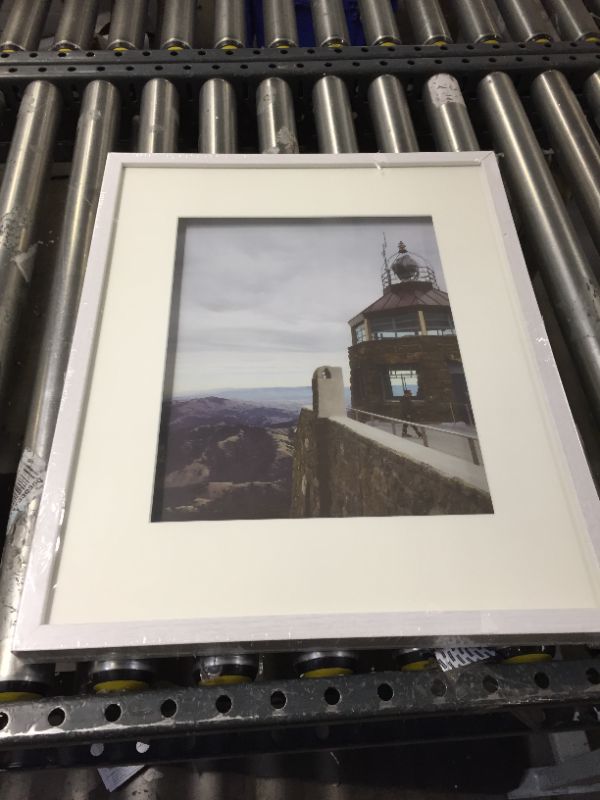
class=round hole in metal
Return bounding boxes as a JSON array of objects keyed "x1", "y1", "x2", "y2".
[
  {"x1": 216, "y1": 695, "x2": 232, "y2": 713},
  {"x1": 271, "y1": 690, "x2": 287, "y2": 709},
  {"x1": 48, "y1": 708, "x2": 65, "y2": 727},
  {"x1": 104, "y1": 703, "x2": 121, "y2": 722},
  {"x1": 377, "y1": 683, "x2": 393, "y2": 701},
  {"x1": 324, "y1": 687, "x2": 340, "y2": 705},
  {"x1": 160, "y1": 698, "x2": 177, "y2": 718}
]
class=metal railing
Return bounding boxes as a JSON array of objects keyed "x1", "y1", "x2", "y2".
[
  {"x1": 447, "y1": 401, "x2": 475, "y2": 427},
  {"x1": 348, "y1": 408, "x2": 483, "y2": 466}
]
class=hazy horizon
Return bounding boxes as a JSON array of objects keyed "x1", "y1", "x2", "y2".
[
  {"x1": 171, "y1": 384, "x2": 352, "y2": 402},
  {"x1": 164, "y1": 217, "x2": 445, "y2": 397}
]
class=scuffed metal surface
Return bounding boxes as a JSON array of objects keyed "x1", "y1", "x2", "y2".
[{"x1": 0, "y1": 662, "x2": 599, "y2": 767}]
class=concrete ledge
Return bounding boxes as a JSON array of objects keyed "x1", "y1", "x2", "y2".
[
  {"x1": 331, "y1": 415, "x2": 490, "y2": 494},
  {"x1": 291, "y1": 408, "x2": 493, "y2": 518}
]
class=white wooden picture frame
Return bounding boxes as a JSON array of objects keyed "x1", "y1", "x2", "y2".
[{"x1": 14, "y1": 152, "x2": 600, "y2": 660}]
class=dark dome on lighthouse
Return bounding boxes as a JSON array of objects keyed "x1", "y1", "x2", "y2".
[
  {"x1": 382, "y1": 240, "x2": 439, "y2": 291},
  {"x1": 392, "y1": 253, "x2": 420, "y2": 281},
  {"x1": 390, "y1": 243, "x2": 426, "y2": 282}
]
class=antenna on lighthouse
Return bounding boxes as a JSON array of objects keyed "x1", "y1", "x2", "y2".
[
  {"x1": 381, "y1": 233, "x2": 392, "y2": 288},
  {"x1": 382, "y1": 233, "x2": 389, "y2": 269}
]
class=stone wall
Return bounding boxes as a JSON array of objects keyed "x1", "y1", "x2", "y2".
[
  {"x1": 348, "y1": 336, "x2": 465, "y2": 422},
  {"x1": 291, "y1": 408, "x2": 493, "y2": 518}
]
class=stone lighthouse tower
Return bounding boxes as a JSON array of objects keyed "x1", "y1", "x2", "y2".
[{"x1": 347, "y1": 240, "x2": 472, "y2": 424}]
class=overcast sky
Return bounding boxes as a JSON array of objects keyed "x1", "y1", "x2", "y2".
[{"x1": 165, "y1": 218, "x2": 445, "y2": 396}]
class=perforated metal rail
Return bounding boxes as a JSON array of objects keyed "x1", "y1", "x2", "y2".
[{"x1": 1, "y1": 661, "x2": 600, "y2": 769}]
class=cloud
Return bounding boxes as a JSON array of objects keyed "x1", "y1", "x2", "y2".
[{"x1": 168, "y1": 218, "x2": 444, "y2": 394}]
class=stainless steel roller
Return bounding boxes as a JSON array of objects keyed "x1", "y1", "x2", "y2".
[
  {"x1": 495, "y1": 0, "x2": 557, "y2": 43},
  {"x1": 368, "y1": 75, "x2": 419, "y2": 152},
  {"x1": 159, "y1": 0, "x2": 196, "y2": 50},
  {"x1": 453, "y1": 0, "x2": 505, "y2": 43},
  {"x1": 264, "y1": 0, "x2": 299, "y2": 47},
  {"x1": 0, "y1": 82, "x2": 61, "y2": 421},
  {"x1": 358, "y1": 0, "x2": 401, "y2": 46},
  {"x1": 52, "y1": 0, "x2": 100, "y2": 51},
  {"x1": 406, "y1": 0, "x2": 453, "y2": 45},
  {"x1": 423, "y1": 74, "x2": 480, "y2": 151},
  {"x1": 541, "y1": 0, "x2": 600, "y2": 42},
  {"x1": 295, "y1": 651, "x2": 358, "y2": 678},
  {"x1": 88, "y1": 660, "x2": 155, "y2": 694},
  {"x1": 107, "y1": 0, "x2": 148, "y2": 50},
  {"x1": 0, "y1": 82, "x2": 120, "y2": 701},
  {"x1": 313, "y1": 75, "x2": 358, "y2": 153},
  {"x1": 532, "y1": 70, "x2": 600, "y2": 255},
  {"x1": 24, "y1": 81, "x2": 120, "y2": 462},
  {"x1": 194, "y1": 655, "x2": 259, "y2": 685},
  {"x1": 214, "y1": 0, "x2": 247, "y2": 48},
  {"x1": 479, "y1": 72, "x2": 600, "y2": 422},
  {"x1": 311, "y1": 0, "x2": 350, "y2": 47},
  {"x1": 199, "y1": 79, "x2": 237, "y2": 153},
  {"x1": 138, "y1": 79, "x2": 180, "y2": 153},
  {"x1": 585, "y1": 70, "x2": 600, "y2": 131},
  {"x1": 587, "y1": 0, "x2": 600, "y2": 17},
  {"x1": 0, "y1": 0, "x2": 52, "y2": 52},
  {"x1": 257, "y1": 77, "x2": 299, "y2": 153}
]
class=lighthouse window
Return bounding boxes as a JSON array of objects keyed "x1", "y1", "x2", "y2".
[
  {"x1": 424, "y1": 309, "x2": 455, "y2": 336},
  {"x1": 371, "y1": 311, "x2": 420, "y2": 339},
  {"x1": 353, "y1": 322, "x2": 367, "y2": 343},
  {"x1": 387, "y1": 368, "x2": 419, "y2": 398}
]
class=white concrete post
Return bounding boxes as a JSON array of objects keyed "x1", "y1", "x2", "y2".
[{"x1": 312, "y1": 366, "x2": 346, "y2": 418}]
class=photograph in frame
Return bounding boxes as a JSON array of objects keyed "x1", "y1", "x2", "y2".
[{"x1": 151, "y1": 217, "x2": 493, "y2": 523}]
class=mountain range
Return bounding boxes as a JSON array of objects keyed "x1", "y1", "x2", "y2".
[
  {"x1": 168, "y1": 394, "x2": 299, "y2": 428},
  {"x1": 176, "y1": 385, "x2": 352, "y2": 411},
  {"x1": 152, "y1": 395, "x2": 299, "y2": 522}
]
